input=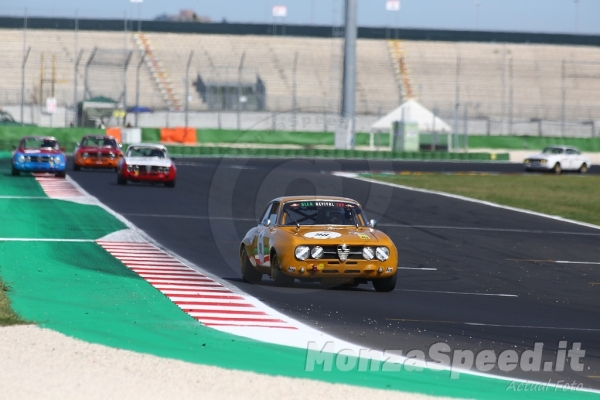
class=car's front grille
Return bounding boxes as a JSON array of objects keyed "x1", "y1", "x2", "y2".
[
  {"x1": 27, "y1": 155, "x2": 51, "y2": 163},
  {"x1": 320, "y1": 245, "x2": 366, "y2": 260},
  {"x1": 129, "y1": 165, "x2": 163, "y2": 175}
]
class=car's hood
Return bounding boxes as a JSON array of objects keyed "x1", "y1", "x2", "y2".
[
  {"x1": 280, "y1": 226, "x2": 381, "y2": 243},
  {"x1": 124, "y1": 156, "x2": 172, "y2": 167},
  {"x1": 527, "y1": 153, "x2": 558, "y2": 160},
  {"x1": 20, "y1": 149, "x2": 63, "y2": 155}
]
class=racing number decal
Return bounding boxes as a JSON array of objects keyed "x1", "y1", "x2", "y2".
[{"x1": 257, "y1": 230, "x2": 265, "y2": 264}]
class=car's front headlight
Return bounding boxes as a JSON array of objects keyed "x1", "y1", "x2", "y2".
[
  {"x1": 541, "y1": 159, "x2": 547, "y2": 164},
  {"x1": 524, "y1": 159, "x2": 530, "y2": 164},
  {"x1": 82, "y1": 152, "x2": 88, "y2": 159},
  {"x1": 295, "y1": 246, "x2": 310, "y2": 261},
  {"x1": 17, "y1": 154, "x2": 25, "y2": 163},
  {"x1": 362, "y1": 247, "x2": 375, "y2": 260},
  {"x1": 310, "y1": 246, "x2": 324, "y2": 259},
  {"x1": 375, "y1": 247, "x2": 390, "y2": 261},
  {"x1": 54, "y1": 156, "x2": 61, "y2": 164}
]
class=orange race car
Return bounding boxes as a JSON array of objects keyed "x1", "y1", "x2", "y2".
[
  {"x1": 73, "y1": 135, "x2": 123, "y2": 171},
  {"x1": 240, "y1": 196, "x2": 399, "y2": 292}
]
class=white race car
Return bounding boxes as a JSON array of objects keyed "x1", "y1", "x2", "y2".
[
  {"x1": 524, "y1": 146, "x2": 591, "y2": 174},
  {"x1": 117, "y1": 143, "x2": 177, "y2": 187}
]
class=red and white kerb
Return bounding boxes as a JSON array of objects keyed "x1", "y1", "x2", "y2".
[
  {"x1": 97, "y1": 241, "x2": 296, "y2": 330},
  {"x1": 34, "y1": 174, "x2": 82, "y2": 198}
]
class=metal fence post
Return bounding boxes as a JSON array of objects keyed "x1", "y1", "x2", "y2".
[
  {"x1": 452, "y1": 55, "x2": 461, "y2": 152},
  {"x1": 135, "y1": 51, "x2": 146, "y2": 127},
  {"x1": 20, "y1": 8, "x2": 28, "y2": 125},
  {"x1": 561, "y1": 59, "x2": 566, "y2": 137},
  {"x1": 237, "y1": 52, "x2": 246, "y2": 131},
  {"x1": 508, "y1": 56, "x2": 513, "y2": 135},
  {"x1": 20, "y1": 47, "x2": 30, "y2": 125},
  {"x1": 73, "y1": 49, "x2": 83, "y2": 126},
  {"x1": 185, "y1": 50, "x2": 194, "y2": 128},
  {"x1": 292, "y1": 51, "x2": 298, "y2": 131}
]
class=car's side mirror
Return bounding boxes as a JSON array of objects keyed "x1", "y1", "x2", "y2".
[
  {"x1": 118, "y1": 143, "x2": 123, "y2": 148},
  {"x1": 370, "y1": 219, "x2": 377, "y2": 228},
  {"x1": 261, "y1": 218, "x2": 271, "y2": 227}
]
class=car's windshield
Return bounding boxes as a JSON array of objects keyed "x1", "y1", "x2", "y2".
[
  {"x1": 542, "y1": 147, "x2": 563, "y2": 154},
  {"x1": 127, "y1": 147, "x2": 165, "y2": 158},
  {"x1": 22, "y1": 138, "x2": 58, "y2": 150},
  {"x1": 280, "y1": 200, "x2": 368, "y2": 226},
  {"x1": 81, "y1": 137, "x2": 117, "y2": 148}
]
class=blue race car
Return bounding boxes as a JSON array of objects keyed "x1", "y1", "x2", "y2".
[{"x1": 12, "y1": 136, "x2": 67, "y2": 178}]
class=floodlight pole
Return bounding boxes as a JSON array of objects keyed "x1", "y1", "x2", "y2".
[
  {"x1": 336, "y1": 0, "x2": 357, "y2": 150},
  {"x1": 185, "y1": 50, "x2": 194, "y2": 128},
  {"x1": 135, "y1": 51, "x2": 146, "y2": 127}
]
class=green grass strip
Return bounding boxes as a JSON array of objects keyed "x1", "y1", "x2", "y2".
[{"x1": 364, "y1": 173, "x2": 600, "y2": 226}]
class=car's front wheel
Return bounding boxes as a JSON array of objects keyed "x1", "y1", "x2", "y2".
[
  {"x1": 270, "y1": 253, "x2": 294, "y2": 287},
  {"x1": 117, "y1": 174, "x2": 127, "y2": 185},
  {"x1": 579, "y1": 163, "x2": 588, "y2": 174},
  {"x1": 372, "y1": 272, "x2": 397, "y2": 292},
  {"x1": 552, "y1": 163, "x2": 562, "y2": 174},
  {"x1": 240, "y1": 247, "x2": 262, "y2": 284}
]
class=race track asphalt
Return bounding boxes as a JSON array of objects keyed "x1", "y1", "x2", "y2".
[{"x1": 61, "y1": 157, "x2": 600, "y2": 389}]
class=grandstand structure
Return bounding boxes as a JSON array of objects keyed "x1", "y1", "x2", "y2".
[{"x1": 1, "y1": 24, "x2": 600, "y2": 135}]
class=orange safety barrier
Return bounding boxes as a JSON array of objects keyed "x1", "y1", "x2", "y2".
[
  {"x1": 160, "y1": 127, "x2": 197, "y2": 144},
  {"x1": 105, "y1": 127, "x2": 122, "y2": 144}
]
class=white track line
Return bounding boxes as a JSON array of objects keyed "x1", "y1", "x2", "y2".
[
  {"x1": 379, "y1": 224, "x2": 600, "y2": 236},
  {"x1": 394, "y1": 289, "x2": 518, "y2": 297},
  {"x1": 0, "y1": 238, "x2": 94, "y2": 242}
]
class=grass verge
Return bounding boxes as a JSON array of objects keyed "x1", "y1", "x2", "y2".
[
  {"x1": 0, "y1": 279, "x2": 27, "y2": 326},
  {"x1": 364, "y1": 173, "x2": 600, "y2": 226}
]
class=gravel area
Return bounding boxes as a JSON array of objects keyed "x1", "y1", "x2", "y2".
[{"x1": 0, "y1": 325, "x2": 448, "y2": 400}]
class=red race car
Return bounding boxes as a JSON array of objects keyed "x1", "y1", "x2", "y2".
[
  {"x1": 117, "y1": 143, "x2": 176, "y2": 187},
  {"x1": 73, "y1": 135, "x2": 123, "y2": 171}
]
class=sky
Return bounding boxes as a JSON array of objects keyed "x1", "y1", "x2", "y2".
[{"x1": 1, "y1": 0, "x2": 599, "y2": 35}]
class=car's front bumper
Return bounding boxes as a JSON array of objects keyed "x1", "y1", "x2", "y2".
[
  {"x1": 75, "y1": 155, "x2": 120, "y2": 168},
  {"x1": 277, "y1": 256, "x2": 397, "y2": 281},
  {"x1": 524, "y1": 161, "x2": 552, "y2": 170},
  {"x1": 122, "y1": 170, "x2": 175, "y2": 182},
  {"x1": 13, "y1": 161, "x2": 66, "y2": 172}
]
